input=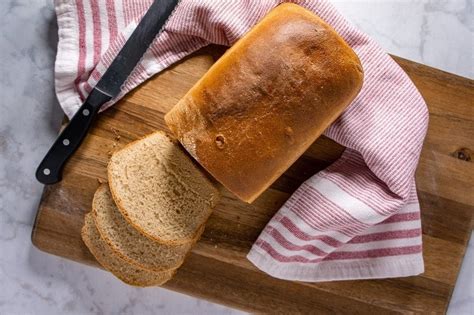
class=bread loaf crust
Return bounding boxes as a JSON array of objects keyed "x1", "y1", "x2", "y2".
[{"x1": 165, "y1": 3, "x2": 363, "y2": 203}]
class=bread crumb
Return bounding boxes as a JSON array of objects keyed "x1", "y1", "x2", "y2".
[
  {"x1": 111, "y1": 128, "x2": 121, "y2": 141},
  {"x1": 106, "y1": 142, "x2": 118, "y2": 157}
]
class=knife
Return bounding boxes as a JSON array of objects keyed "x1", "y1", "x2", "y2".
[{"x1": 36, "y1": 0, "x2": 180, "y2": 184}]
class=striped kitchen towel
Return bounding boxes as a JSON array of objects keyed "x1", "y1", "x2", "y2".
[{"x1": 54, "y1": 0, "x2": 428, "y2": 281}]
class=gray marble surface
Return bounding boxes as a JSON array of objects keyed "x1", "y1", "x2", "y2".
[{"x1": 0, "y1": 0, "x2": 472, "y2": 314}]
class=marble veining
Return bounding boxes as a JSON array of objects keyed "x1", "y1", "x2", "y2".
[{"x1": 0, "y1": 0, "x2": 472, "y2": 314}]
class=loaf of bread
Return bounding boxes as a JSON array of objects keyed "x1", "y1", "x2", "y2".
[
  {"x1": 81, "y1": 213, "x2": 175, "y2": 287},
  {"x1": 165, "y1": 3, "x2": 363, "y2": 203},
  {"x1": 92, "y1": 184, "x2": 198, "y2": 272},
  {"x1": 108, "y1": 131, "x2": 220, "y2": 244}
]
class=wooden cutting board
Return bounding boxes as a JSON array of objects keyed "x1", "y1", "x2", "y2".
[{"x1": 32, "y1": 46, "x2": 473, "y2": 314}]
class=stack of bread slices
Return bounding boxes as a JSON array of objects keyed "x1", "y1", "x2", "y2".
[{"x1": 81, "y1": 131, "x2": 220, "y2": 286}]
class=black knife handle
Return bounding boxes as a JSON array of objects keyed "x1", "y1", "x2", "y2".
[{"x1": 36, "y1": 89, "x2": 112, "y2": 184}]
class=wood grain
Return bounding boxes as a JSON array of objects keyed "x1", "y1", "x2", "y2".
[{"x1": 32, "y1": 47, "x2": 474, "y2": 314}]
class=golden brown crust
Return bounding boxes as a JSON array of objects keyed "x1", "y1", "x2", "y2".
[{"x1": 165, "y1": 3, "x2": 363, "y2": 203}]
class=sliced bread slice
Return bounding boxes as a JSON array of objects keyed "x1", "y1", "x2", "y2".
[
  {"x1": 81, "y1": 213, "x2": 175, "y2": 287},
  {"x1": 93, "y1": 184, "x2": 200, "y2": 271},
  {"x1": 108, "y1": 131, "x2": 220, "y2": 245}
]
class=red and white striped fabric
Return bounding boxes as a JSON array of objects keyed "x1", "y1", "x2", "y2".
[{"x1": 54, "y1": 0, "x2": 428, "y2": 281}]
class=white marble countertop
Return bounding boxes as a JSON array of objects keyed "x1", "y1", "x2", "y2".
[{"x1": 0, "y1": 0, "x2": 472, "y2": 314}]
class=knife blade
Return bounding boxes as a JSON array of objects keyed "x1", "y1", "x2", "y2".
[{"x1": 36, "y1": 0, "x2": 180, "y2": 184}]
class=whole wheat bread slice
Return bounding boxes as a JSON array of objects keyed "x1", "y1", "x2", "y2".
[
  {"x1": 108, "y1": 131, "x2": 220, "y2": 245},
  {"x1": 81, "y1": 213, "x2": 175, "y2": 287},
  {"x1": 93, "y1": 184, "x2": 200, "y2": 271}
]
